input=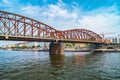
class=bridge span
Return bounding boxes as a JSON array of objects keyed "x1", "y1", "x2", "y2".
[{"x1": 0, "y1": 10, "x2": 104, "y2": 54}]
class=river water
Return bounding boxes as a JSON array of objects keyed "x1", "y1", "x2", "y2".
[{"x1": 0, "y1": 50, "x2": 120, "y2": 80}]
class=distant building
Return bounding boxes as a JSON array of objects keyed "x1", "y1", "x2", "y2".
[
  {"x1": 105, "y1": 37, "x2": 113, "y2": 43},
  {"x1": 112, "y1": 37, "x2": 117, "y2": 44},
  {"x1": 105, "y1": 36, "x2": 120, "y2": 44},
  {"x1": 118, "y1": 37, "x2": 120, "y2": 44},
  {"x1": 34, "y1": 42, "x2": 38, "y2": 47},
  {"x1": 75, "y1": 43, "x2": 87, "y2": 47},
  {"x1": 6, "y1": 44, "x2": 15, "y2": 48}
]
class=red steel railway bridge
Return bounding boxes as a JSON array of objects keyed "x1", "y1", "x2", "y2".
[{"x1": 0, "y1": 10, "x2": 104, "y2": 54}]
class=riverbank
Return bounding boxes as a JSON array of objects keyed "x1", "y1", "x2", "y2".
[
  {"x1": 93, "y1": 49, "x2": 120, "y2": 52},
  {"x1": 1, "y1": 48, "x2": 120, "y2": 52}
]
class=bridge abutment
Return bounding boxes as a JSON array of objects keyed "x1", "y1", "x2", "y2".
[{"x1": 49, "y1": 42, "x2": 64, "y2": 55}]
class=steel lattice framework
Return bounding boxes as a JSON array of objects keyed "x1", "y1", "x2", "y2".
[{"x1": 0, "y1": 10, "x2": 103, "y2": 43}]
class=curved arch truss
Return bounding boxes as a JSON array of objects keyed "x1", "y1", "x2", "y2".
[
  {"x1": 51, "y1": 29, "x2": 102, "y2": 43},
  {"x1": 0, "y1": 10, "x2": 102, "y2": 43}
]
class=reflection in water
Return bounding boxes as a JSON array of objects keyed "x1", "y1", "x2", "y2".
[
  {"x1": 72, "y1": 52, "x2": 87, "y2": 66},
  {"x1": 34, "y1": 51, "x2": 39, "y2": 59},
  {"x1": 49, "y1": 54, "x2": 65, "y2": 69},
  {"x1": 0, "y1": 50, "x2": 120, "y2": 80},
  {"x1": 49, "y1": 54, "x2": 65, "y2": 78}
]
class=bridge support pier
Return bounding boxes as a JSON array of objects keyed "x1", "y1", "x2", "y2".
[{"x1": 49, "y1": 42, "x2": 64, "y2": 55}]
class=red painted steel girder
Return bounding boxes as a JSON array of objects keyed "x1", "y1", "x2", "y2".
[
  {"x1": 51, "y1": 29, "x2": 102, "y2": 42},
  {"x1": 0, "y1": 10, "x2": 103, "y2": 43},
  {"x1": 0, "y1": 10, "x2": 57, "y2": 39},
  {"x1": 65, "y1": 29, "x2": 102, "y2": 41}
]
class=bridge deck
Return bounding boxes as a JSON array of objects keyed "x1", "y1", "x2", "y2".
[{"x1": 0, "y1": 35, "x2": 103, "y2": 44}]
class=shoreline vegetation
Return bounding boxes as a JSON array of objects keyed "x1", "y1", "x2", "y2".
[
  {"x1": 0, "y1": 43, "x2": 120, "y2": 52},
  {"x1": 1, "y1": 47, "x2": 120, "y2": 52}
]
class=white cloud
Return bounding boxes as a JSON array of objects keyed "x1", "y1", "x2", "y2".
[
  {"x1": 19, "y1": 0, "x2": 78, "y2": 30},
  {"x1": 80, "y1": 14, "x2": 119, "y2": 28},
  {"x1": 0, "y1": 0, "x2": 120, "y2": 46},
  {"x1": 80, "y1": 14, "x2": 120, "y2": 33},
  {"x1": 2, "y1": 0, "x2": 10, "y2": 4},
  {"x1": 0, "y1": 0, "x2": 20, "y2": 12},
  {"x1": 2, "y1": 0, "x2": 119, "y2": 35},
  {"x1": 20, "y1": 5, "x2": 41, "y2": 17},
  {"x1": 0, "y1": 0, "x2": 16, "y2": 7},
  {"x1": 18, "y1": 2, "x2": 120, "y2": 35},
  {"x1": 43, "y1": 4, "x2": 77, "y2": 19},
  {"x1": 79, "y1": 5, "x2": 120, "y2": 35}
]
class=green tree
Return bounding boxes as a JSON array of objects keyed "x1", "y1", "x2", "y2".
[{"x1": 64, "y1": 43, "x2": 75, "y2": 47}]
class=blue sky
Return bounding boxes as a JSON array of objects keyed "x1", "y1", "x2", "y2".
[{"x1": 0, "y1": 0, "x2": 120, "y2": 46}]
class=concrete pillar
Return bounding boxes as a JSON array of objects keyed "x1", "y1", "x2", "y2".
[{"x1": 49, "y1": 42, "x2": 64, "y2": 55}]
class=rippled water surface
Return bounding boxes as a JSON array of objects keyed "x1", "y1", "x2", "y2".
[{"x1": 0, "y1": 50, "x2": 120, "y2": 80}]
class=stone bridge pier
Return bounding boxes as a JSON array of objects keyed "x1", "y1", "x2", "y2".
[{"x1": 49, "y1": 42, "x2": 64, "y2": 55}]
